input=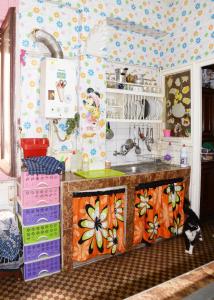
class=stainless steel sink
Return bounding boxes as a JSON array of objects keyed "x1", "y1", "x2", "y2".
[{"x1": 112, "y1": 162, "x2": 172, "y2": 174}]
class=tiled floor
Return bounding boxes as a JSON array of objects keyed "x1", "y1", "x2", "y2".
[
  {"x1": 126, "y1": 261, "x2": 214, "y2": 300},
  {"x1": 0, "y1": 220, "x2": 214, "y2": 300}
]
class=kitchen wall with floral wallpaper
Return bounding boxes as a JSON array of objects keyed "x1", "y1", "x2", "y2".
[
  {"x1": 106, "y1": 0, "x2": 166, "y2": 67},
  {"x1": 17, "y1": 0, "x2": 214, "y2": 170},
  {"x1": 18, "y1": 0, "x2": 107, "y2": 170},
  {"x1": 162, "y1": 0, "x2": 214, "y2": 68},
  {"x1": 17, "y1": 0, "x2": 166, "y2": 170}
]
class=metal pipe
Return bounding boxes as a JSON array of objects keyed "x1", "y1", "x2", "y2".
[{"x1": 31, "y1": 28, "x2": 64, "y2": 59}]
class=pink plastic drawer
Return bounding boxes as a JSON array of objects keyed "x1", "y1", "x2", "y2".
[
  {"x1": 21, "y1": 172, "x2": 60, "y2": 189},
  {"x1": 18, "y1": 185, "x2": 59, "y2": 208}
]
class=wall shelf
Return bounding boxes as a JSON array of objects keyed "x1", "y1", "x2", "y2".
[
  {"x1": 106, "y1": 62, "x2": 163, "y2": 123},
  {"x1": 106, "y1": 17, "x2": 168, "y2": 39},
  {"x1": 106, "y1": 88, "x2": 163, "y2": 98},
  {"x1": 107, "y1": 118, "x2": 162, "y2": 123}
]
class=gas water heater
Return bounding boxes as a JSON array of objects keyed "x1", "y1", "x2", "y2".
[{"x1": 40, "y1": 57, "x2": 77, "y2": 119}]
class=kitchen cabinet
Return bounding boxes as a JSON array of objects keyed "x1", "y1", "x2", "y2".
[
  {"x1": 133, "y1": 178, "x2": 185, "y2": 245},
  {"x1": 200, "y1": 161, "x2": 214, "y2": 221},
  {"x1": 61, "y1": 166, "x2": 190, "y2": 270},
  {"x1": 72, "y1": 188, "x2": 126, "y2": 263},
  {"x1": 202, "y1": 87, "x2": 214, "y2": 141}
]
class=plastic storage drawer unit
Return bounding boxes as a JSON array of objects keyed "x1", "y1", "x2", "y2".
[
  {"x1": 20, "y1": 172, "x2": 60, "y2": 189},
  {"x1": 17, "y1": 202, "x2": 60, "y2": 226},
  {"x1": 24, "y1": 255, "x2": 61, "y2": 280},
  {"x1": 22, "y1": 222, "x2": 60, "y2": 244},
  {"x1": 23, "y1": 239, "x2": 61, "y2": 262},
  {"x1": 18, "y1": 185, "x2": 60, "y2": 208}
]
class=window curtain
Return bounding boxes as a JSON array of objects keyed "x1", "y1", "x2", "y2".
[
  {"x1": 133, "y1": 178, "x2": 185, "y2": 244},
  {"x1": 73, "y1": 189, "x2": 125, "y2": 262}
]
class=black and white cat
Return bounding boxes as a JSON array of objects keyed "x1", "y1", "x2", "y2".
[{"x1": 183, "y1": 199, "x2": 203, "y2": 255}]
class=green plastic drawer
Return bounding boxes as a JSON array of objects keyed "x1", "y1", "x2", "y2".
[{"x1": 22, "y1": 222, "x2": 60, "y2": 244}]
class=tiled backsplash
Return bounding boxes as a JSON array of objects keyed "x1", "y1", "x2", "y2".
[
  {"x1": 106, "y1": 121, "x2": 192, "y2": 167},
  {"x1": 158, "y1": 138, "x2": 192, "y2": 166},
  {"x1": 106, "y1": 122, "x2": 162, "y2": 166}
]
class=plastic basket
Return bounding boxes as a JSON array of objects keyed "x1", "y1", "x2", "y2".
[
  {"x1": 21, "y1": 138, "x2": 49, "y2": 158},
  {"x1": 24, "y1": 255, "x2": 61, "y2": 281},
  {"x1": 18, "y1": 185, "x2": 59, "y2": 208},
  {"x1": 21, "y1": 172, "x2": 60, "y2": 189},
  {"x1": 18, "y1": 202, "x2": 60, "y2": 226},
  {"x1": 22, "y1": 222, "x2": 60, "y2": 244},
  {"x1": 24, "y1": 239, "x2": 61, "y2": 262}
]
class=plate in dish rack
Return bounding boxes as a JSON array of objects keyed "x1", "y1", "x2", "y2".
[
  {"x1": 156, "y1": 100, "x2": 162, "y2": 119},
  {"x1": 141, "y1": 99, "x2": 150, "y2": 119},
  {"x1": 147, "y1": 99, "x2": 155, "y2": 119}
]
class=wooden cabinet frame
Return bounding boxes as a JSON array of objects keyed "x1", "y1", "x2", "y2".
[{"x1": 0, "y1": 8, "x2": 16, "y2": 176}]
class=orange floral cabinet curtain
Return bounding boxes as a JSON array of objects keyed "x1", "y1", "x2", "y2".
[
  {"x1": 73, "y1": 189, "x2": 126, "y2": 262},
  {"x1": 133, "y1": 178, "x2": 185, "y2": 244}
]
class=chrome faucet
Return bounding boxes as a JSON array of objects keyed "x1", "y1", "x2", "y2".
[{"x1": 113, "y1": 144, "x2": 134, "y2": 156}]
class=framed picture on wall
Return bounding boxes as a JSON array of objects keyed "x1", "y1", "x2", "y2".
[{"x1": 165, "y1": 70, "x2": 191, "y2": 137}]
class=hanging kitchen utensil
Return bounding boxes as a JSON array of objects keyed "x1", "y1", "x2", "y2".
[
  {"x1": 106, "y1": 122, "x2": 114, "y2": 140},
  {"x1": 125, "y1": 125, "x2": 134, "y2": 150},
  {"x1": 135, "y1": 138, "x2": 141, "y2": 155},
  {"x1": 145, "y1": 126, "x2": 152, "y2": 152},
  {"x1": 150, "y1": 127, "x2": 154, "y2": 143},
  {"x1": 138, "y1": 126, "x2": 146, "y2": 141}
]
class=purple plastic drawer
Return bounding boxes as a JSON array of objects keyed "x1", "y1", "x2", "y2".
[
  {"x1": 23, "y1": 239, "x2": 61, "y2": 262},
  {"x1": 18, "y1": 185, "x2": 59, "y2": 208},
  {"x1": 18, "y1": 203, "x2": 60, "y2": 226},
  {"x1": 24, "y1": 255, "x2": 61, "y2": 281},
  {"x1": 21, "y1": 172, "x2": 60, "y2": 189}
]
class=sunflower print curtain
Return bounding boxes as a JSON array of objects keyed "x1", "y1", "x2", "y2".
[
  {"x1": 73, "y1": 189, "x2": 125, "y2": 262},
  {"x1": 133, "y1": 178, "x2": 185, "y2": 244}
]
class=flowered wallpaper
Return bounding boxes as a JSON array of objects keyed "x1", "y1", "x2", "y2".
[
  {"x1": 163, "y1": 0, "x2": 214, "y2": 68},
  {"x1": 106, "y1": 0, "x2": 166, "y2": 67},
  {"x1": 18, "y1": 0, "x2": 107, "y2": 168},
  {"x1": 17, "y1": 0, "x2": 214, "y2": 169},
  {"x1": 18, "y1": 0, "x2": 166, "y2": 169}
]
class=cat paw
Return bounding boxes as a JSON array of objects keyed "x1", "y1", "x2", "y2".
[{"x1": 185, "y1": 250, "x2": 193, "y2": 255}]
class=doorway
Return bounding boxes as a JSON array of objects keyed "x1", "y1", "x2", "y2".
[
  {"x1": 191, "y1": 58, "x2": 214, "y2": 218},
  {"x1": 200, "y1": 64, "x2": 214, "y2": 221}
]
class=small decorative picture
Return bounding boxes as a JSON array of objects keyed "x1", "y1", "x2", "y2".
[
  {"x1": 48, "y1": 90, "x2": 55, "y2": 100},
  {"x1": 165, "y1": 70, "x2": 191, "y2": 137}
]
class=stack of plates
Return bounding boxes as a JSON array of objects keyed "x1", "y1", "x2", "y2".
[{"x1": 145, "y1": 99, "x2": 162, "y2": 120}]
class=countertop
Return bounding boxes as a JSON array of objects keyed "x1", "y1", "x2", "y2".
[{"x1": 61, "y1": 163, "x2": 190, "y2": 183}]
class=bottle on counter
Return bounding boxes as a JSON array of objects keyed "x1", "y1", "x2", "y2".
[
  {"x1": 82, "y1": 156, "x2": 89, "y2": 172},
  {"x1": 164, "y1": 142, "x2": 172, "y2": 162},
  {"x1": 180, "y1": 144, "x2": 188, "y2": 167}
]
